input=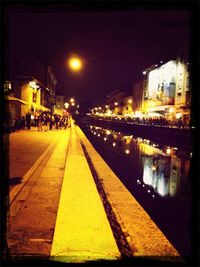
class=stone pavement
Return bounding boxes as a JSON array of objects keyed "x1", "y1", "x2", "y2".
[{"x1": 7, "y1": 122, "x2": 182, "y2": 264}]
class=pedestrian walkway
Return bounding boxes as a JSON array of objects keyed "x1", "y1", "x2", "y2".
[
  {"x1": 7, "y1": 122, "x2": 182, "y2": 264},
  {"x1": 7, "y1": 129, "x2": 70, "y2": 256},
  {"x1": 50, "y1": 122, "x2": 120, "y2": 262}
]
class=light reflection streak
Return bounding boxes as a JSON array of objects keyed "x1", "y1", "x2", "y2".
[{"x1": 88, "y1": 124, "x2": 191, "y2": 199}]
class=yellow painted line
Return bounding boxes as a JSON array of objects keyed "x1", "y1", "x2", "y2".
[
  {"x1": 50, "y1": 123, "x2": 120, "y2": 263},
  {"x1": 76, "y1": 126, "x2": 182, "y2": 259}
]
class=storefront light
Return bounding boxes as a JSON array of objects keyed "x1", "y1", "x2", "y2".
[
  {"x1": 29, "y1": 81, "x2": 39, "y2": 90},
  {"x1": 125, "y1": 149, "x2": 130, "y2": 154},
  {"x1": 175, "y1": 113, "x2": 182, "y2": 119},
  {"x1": 106, "y1": 130, "x2": 111, "y2": 135},
  {"x1": 166, "y1": 148, "x2": 171, "y2": 155}
]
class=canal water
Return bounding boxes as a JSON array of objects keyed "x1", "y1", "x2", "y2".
[{"x1": 79, "y1": 123, "x2": 193, "y2": 258}]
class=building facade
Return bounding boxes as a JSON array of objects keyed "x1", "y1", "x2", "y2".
[
  {"x1": 4, "y1": 76, "x2": 52, "y2": 128},
  {"x1": 54, "y1": 92, "x2": 66, "y2": 115},
  {"x1": 142, "y1": 59, "x2": 190, "y2": 122},
  {"x1": 133, "y1": 79, "x2": 146, "y2": 115},
  {"x1": 122, "y1": 96, "x2": 133, "y2": 115},
  {"x1": 4, "y1": 54, "x2": 57, "y2": 129}
]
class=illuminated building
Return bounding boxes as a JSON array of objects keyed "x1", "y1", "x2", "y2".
[
  {"x1": 4, "y1": 56, "x2": 57, "y2": 130},
  {"x1": 142, "y1": 57, "x2": 190, "y2": 122},
  {"x1": 46, "y1": 66, "x2": 57, "y2": 113},
  {"x1": 54, "y1": 91, "x2": 66, "y2": 115},
  {"x1": 133, "y1": 79, "x2": 147, "y2": 115},
  {"x1": 122, "y1": 96, "x2": 133, "y2": 115},
  {"x1": 4, "y1": 76, "x2": 52, "y2": 130},
  {"x1": 174, "y1": 58, "x2": 190, "y2": 125},
  {"x1": 105, "y1": 90, "x2": 125, "y2": 115}
]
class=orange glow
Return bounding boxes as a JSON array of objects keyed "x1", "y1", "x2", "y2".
[{"x1": 68, "y1": 57, "x2": 82, "y2": 71}]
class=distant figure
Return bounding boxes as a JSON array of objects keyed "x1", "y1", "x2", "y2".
[
  {"x1": 26, "y1": 113, "x2": 31, "y2": 130},
  {"x1": 177, "y1": 118, "x2": 183, "y2": 128},
  {"x1": 45, "y1": 114, "x2": 51, "y2": 131},
  {"x1": 63, "y1": 116, "x2": 68, "y2": 129},
  {"x1": 21, "y1": 116, "x2": 26, "y2": 129},
  {"x1": 38, "y1": 114, "x2": 43, "y2": 131},
  {"x1": 13, "y1": 117, "x2": 20, "y2": 132},
  {"x1": 54, "y1": 115, "x2": 59, "y2": 130},
  {"x1": 49, "y1": 116, "x2": 54, "y2": 130}
]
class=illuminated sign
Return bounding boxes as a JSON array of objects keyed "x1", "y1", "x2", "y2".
[{"x1": 29, "y1": 81, "x2": 39, "y2": 89}]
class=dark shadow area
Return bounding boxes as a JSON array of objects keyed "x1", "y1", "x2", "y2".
[{"x1": 9, "y1": 177, "x2": 23, "y2": 186}]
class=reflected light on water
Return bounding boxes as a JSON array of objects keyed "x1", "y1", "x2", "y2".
[
  {"x1": 86, "y1": 124, "x2": 192, "y2": 256},
  {"x1": 125, "y1": 149, "x2": 130, "y2": 154},
  {"x1": 106, "y1": 130, "x2": 111, "y2": 135},
  {"x1": 166, "y1": 147, "x2": 171, "y2": 155}
]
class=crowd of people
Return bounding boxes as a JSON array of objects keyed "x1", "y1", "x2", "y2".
[
  {"x1": 104, "y1": 115, "x2": 190, "y2": 129},
  {"x1": 12, "y1": 111, "x2": 72, "y2": 132},
  {"x1": 9, "y1": 111, "x2": 190, "y2": 133}
]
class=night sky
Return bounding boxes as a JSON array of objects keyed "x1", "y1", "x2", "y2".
[{"x1": 6, "y1": 3, "x2": 191, "y2": 105}]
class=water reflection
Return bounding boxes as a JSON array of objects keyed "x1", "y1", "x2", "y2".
[
  {"x1": 89, "y1": 125, "x2": 191, "y2": 200},
  {"x1": 86, "y1": 124, "x2": 192, "y2": 257}
]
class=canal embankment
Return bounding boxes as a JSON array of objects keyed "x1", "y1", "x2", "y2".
[
  {"x1": 7, "y1": 124, "x2": 186, "y2": 264},
  {"x1": 76, "y1": 116, "x2": 193, "y2": 150},
  {"x1": 75, "y1": 125, "x2": 183, "y2": 262}
]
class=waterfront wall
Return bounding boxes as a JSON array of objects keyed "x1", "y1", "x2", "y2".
[{"x1": 75, "y1": 116, "x2": 193, "y2": 150}]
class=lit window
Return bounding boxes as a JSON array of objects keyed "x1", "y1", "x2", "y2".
[{"x1": 33, "y1": 92, "x2": 37, "y2": 103}]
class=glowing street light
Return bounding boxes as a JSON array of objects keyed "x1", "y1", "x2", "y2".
[
  {"x1": 64, "y1": 102, "x2": 69, "y2": 108},
  {"x1": 68, "y1": 56, "x2": 82, "y2": 71},
  {"x1": 70, "y1": 97, "x2": 75, "y2": 103}
]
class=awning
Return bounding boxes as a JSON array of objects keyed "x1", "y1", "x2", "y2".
[
  {"x1": 4, "y1": 96, "x2": 28, "y2": 105},
  {"x1": 32, "y1": 103, "x2": 50, "y2": 112},
  {"x1": 147, "y1": 112, "x2": 164, "y2": 117}
]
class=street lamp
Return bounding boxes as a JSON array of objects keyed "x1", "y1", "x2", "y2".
[
  {"x1": 64, "y1": 102, "x2": 69, "y2": 109},
  {"x1": 70, "y1": 98, "x2": 75, "y2": 103},
  {"x1": 68, "y1": 56, "x2": 83, "y2": 72}
]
